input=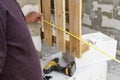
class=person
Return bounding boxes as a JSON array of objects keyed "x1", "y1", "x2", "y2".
[
  {"x1": 89, "y1": 10, "x2": 96, "y2": 28},
  {"x1": 112, "y1": 5, "x2": 119, "y2": 18},
  {"x1": 0, "y1": 0, "x2": 42, "y2": 80},
  {"x1": 96, "y1": 7, "x2": 102, "y2": 29}
]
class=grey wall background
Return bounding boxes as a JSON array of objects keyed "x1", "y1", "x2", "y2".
[{"x1": 17, "y1": 0, "x2": 37, "y2": 7}]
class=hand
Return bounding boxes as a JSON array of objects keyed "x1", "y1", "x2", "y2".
[{"x1": 25, "y1": 11, "x2": 41, "y2": 24}]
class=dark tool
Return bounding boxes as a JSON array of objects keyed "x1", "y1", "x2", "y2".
[
  {"x1": 57, "y1": 61, "x2": 76, "y2": 77},
  {"x1": 43, "y1": 58, "x2": 59, "y2": 74},
  {"x1": 43, "y1": 58, "x2": 76, "y2": 77},
  {"x1": 43, "y1": 76, "x2": 52, "y2": 80}
]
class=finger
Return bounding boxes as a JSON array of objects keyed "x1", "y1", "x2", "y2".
[
  {"x1": 37, "y1": 14, "x2": 42, "y2": 20},
  {"x1": 36, "y1": 18, "x2": 41, "y2": 22},
  {"x1": 37, "y1": 14, "x2": 41, "y2": 19}
]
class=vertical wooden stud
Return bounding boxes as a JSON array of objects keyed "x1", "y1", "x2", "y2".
[
  {"x1": 54, "y1": 0, "x2": 66, "y2": 52},
  {"x1": 38, "y1": 0, "x2": 42, "y2": 29},
  {"x1": 42, "y1": 0, "x2": 52, "y2": 46},
  {"x1": 69, "y1": 0, "x2": 82, "y2": 58},
  {"x1": 38, "y1": 0, "x2": 42, "y2": 39}
]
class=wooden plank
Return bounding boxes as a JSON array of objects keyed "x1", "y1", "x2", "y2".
[
  {"x1": 42, "y1": 0, "x2": 52, "y2": 46},
  {"x1": 38, "y1": 0, "x2": 42, "y2": 39},
  {"x1": 69, "y1": 0, "x2": 82, "y2": 58},
  {"x1": 38, "y1": 0, "x2": 42, "y2": 29},
  {"x1": 54, "y1": 0, "x2": 66, "y2": 52}
]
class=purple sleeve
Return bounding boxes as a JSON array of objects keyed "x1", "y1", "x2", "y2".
[{"x1": 0, "y1": 5, "x2": 7, "y2": 74}]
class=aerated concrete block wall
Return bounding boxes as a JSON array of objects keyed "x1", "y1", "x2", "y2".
[{"x1": 17, "y1": 0, "x2": 37, "y2": 7}]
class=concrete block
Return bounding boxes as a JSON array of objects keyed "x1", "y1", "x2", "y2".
[
  {"x1": 75, "y1": 32, "x2": 117, "y2": 68},
  {"x1": 21, "y1": 4, "x2": 38, "y2": 16},
  {"x1": 32, "y1": 36, "x2": 41, "y2": 52}
]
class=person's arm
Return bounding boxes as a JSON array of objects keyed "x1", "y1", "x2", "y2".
[
  {"x1": 0, "y1": 14, "x2": 7, "y2": 74},
  {"x1": 25, "y1": 11, "x2": 41, "y2": 24},
  {"x1": 0, "y1": 4, "x2": 7, "y2": 74}
]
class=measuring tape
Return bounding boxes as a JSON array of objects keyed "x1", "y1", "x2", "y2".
[{"x1": 44, "y1": 20, "x2": 120, "y2": 63}]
